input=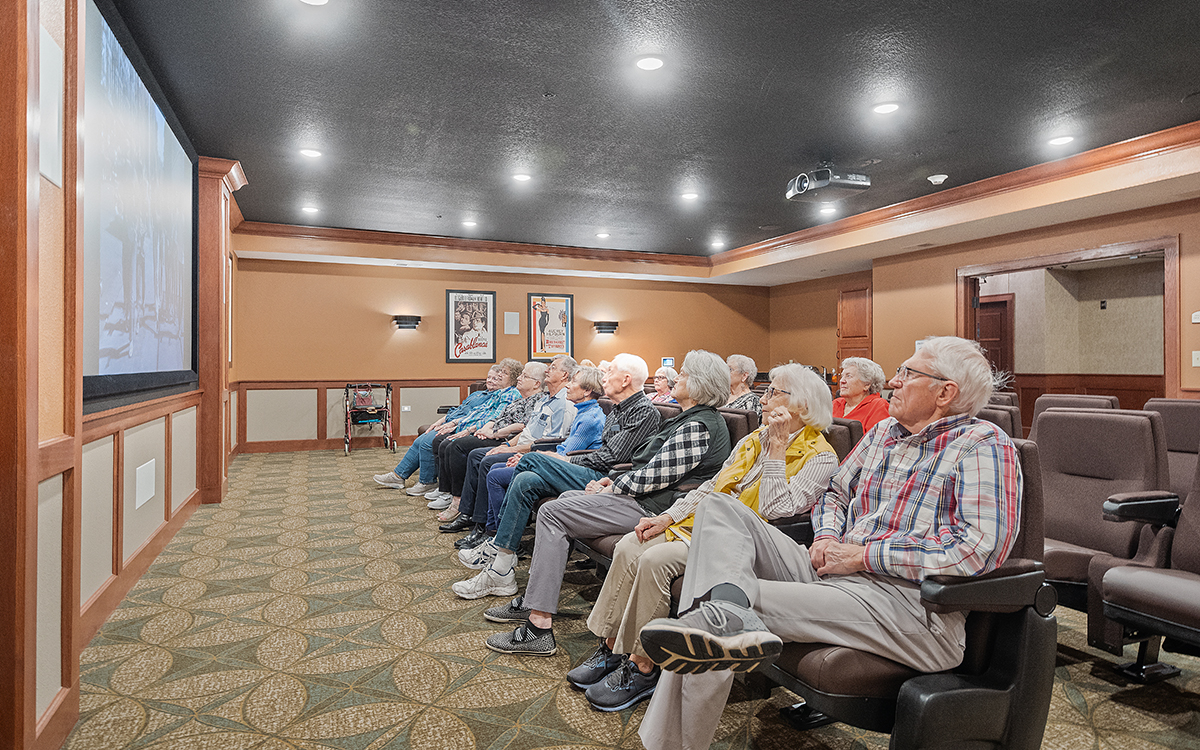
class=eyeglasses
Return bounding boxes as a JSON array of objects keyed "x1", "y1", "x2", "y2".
[
  {"x1": 894, "y1": 365, "x2": 951, "y2": 383},
  {"x1": 763, "y1": 385, "x2": 791, "y2": 399},
  {"x1": 653, "y1": 375, "x2": 668, "y2": 380}
]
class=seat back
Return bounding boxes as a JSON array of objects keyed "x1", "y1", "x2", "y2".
[
  {"x1": 1142, "y1": 398, "x2": 1200, "y2": 503},
  {"x1": 989, "y1": 391, "x2": 1019, "y2": 408},
  {"x1": 653, "y1": 402, "x2": 682, "y2": 421},
  {"x1": 1171, "y1": 457, "x2": 1200, "y2": 573},
  {"x1": 1036, "y1": 408, "x2": 1169, "y2": 559},
  {"x1": 1008, "y1": 439, "x2": 1045, "y2": 563},
  {"x1": 717, "y1": 408, "x2": 757, "y2": 446},
  {"x1": 977, "y1": 404, "x2": 1021, "y2": 438},
  {"x1": 597, "y1": 397, "x2": 614, "y2": 415},
  {"x1": 1029, "y1": 393, "x2": 1119, "y2": 441},
  {"x1": 825, "y1": 417, "x2": 864, "y2": 462}
]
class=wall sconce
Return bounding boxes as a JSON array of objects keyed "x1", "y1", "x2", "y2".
[
  {"x1": 393, "y1": 315, "x2": 421, "y2": 329},
  {"x1": 593, "y1": 320, "x2": 619, "y2": 334}
]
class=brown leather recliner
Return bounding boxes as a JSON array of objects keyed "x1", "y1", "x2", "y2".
[
  {"x1": 1027, "y1": 393, "x2": 1118, "y2": 441},
  {"x1": 752, "y1": 438, "x2": 1057, "y2": 749}
]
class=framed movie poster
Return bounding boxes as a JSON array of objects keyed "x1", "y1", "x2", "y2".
[
  {"x1": 528, "y1": 293, "x2": 574, "y2": 361},
  {"x1": 446, "y1": 290, "x2": 496, "y2": 363}
]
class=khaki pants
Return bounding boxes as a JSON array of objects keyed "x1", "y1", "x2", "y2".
[
  {"x1": 587, "y1": 532, "x2": 688, "y2": 658},
  {"x1": 639, "y1": 492, "x2": 967, "y2": 750}
]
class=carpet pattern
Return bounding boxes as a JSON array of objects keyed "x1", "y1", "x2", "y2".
[{"x1": 64, "y1": 448, "x2": 1200, "y2": 750}]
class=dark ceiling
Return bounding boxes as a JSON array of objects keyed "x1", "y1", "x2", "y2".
[{"x1": 109, "y1": 0, "x2": 1200, "y2": 257}]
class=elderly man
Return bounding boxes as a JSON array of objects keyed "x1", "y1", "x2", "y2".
[
  {"x1": 637, "y1": 336, "x2": 1022, "y2": 750},
  {"x1": 476, "y1": 350, "x2": 734, "y2": 658},
  {"x1": 450, "y1": 353, "x2": 664, "y2": 599}
]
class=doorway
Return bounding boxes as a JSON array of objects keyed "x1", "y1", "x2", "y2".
[{"x1": 977, "y1": 294, "x2": 1014, "y2": 376}]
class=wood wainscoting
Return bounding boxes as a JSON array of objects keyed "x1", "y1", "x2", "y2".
[{"x1": 1012, "y1": 373, "x2": 1165, "y2": 437}]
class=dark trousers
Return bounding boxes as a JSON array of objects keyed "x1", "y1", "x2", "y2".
[
  {"x1": 460, "y1": 448, "x2": 511, "y2": 520},
  {"x1": 437, "y1": 435, "x2": 505, "y2": 494}
]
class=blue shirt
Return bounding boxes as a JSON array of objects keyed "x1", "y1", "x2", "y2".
[
  {"x1": 526, "y1": 387, "x2": 572, "y2": 440},
  {"x1": 456, "y1": 386, "x2": 521, "y2": 432},
  {"x1": 558, "y1": 398, "x2": 605, "y2": 454}
]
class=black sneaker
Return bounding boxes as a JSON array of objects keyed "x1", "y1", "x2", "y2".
[
  {"x1": 484, "y1": 596, "x2": 531, "y2": 623},
  {"x1": 566, "y1": 640, "x2": 624, "y2": 689},
  {"x1": 454, "y1": 526, "x2": 490, "y2": 550},
  {"x1": 485, "y1": 622, "x2": 556, "y2": 656},
  {"x1": 639, "y1": 600, "x2": 782, "y2": 674},
  {"x1": 584, "y1": 657, "x2": 659, "y2": 712}
]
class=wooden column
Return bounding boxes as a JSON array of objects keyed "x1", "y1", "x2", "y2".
[
  {"x1": 0, "y1": 0, "x2": 40, "y2": 746},
  {"x1": 196, "y1": 158, "x2": 246, "y2": 504}
]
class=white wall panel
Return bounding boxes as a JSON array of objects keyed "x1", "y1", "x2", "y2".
[
  {"x1": 398, "y1": 386, "x2": 460, "y2": 435},
  {"x1": 123, "y1": 418, "x2": 166, "y2": 562},
  {"x1": 81, "y1": 436, "x2": 115, "y2": 604},
  {"x1": 230, "y1": 390, "x2": 238, "y2": 448},
  {"x1": 246, "y1": 389, "x2": 317, "y2": 442},
  {"x1": 172, "y1": 406, "x2": 198, "y2": 510},
  {"x1": 36, "y1": 475, "x2": 64, "y2": 717}
]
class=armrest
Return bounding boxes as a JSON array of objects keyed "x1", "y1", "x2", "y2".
[
  {"x1": 530, "y1": 437, "x2": 566, "y2": 452},
  {"x1": 606, "y1": 463, "x2": 633, "y2": 478},
  {"x1": 1102, "y1": 491, "x2": 1180, "y2": 526},
  {"x1": 921, "y1": 560, "x2": 1045, "y2": 614},
  {"x1": 436, "y1": 405, "x2": 454, "y2": 415}
]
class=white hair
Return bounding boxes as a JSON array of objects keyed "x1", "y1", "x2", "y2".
[
  {"x1": 680, "y1": 350, "x2": 731, "y2": 408},
  {"x1": 768, "y1": 363, "x2": 833, "y2": 431},
  {"x1": 655, "y1": 366, "x2": 679, "y2": 387},
  {"x1": 610, "y1": 353, "x2": 650, "y2": 390},
  {"x1": 916, "y1": 336, "x2": 995, "y2": 417},
  {"x1": 523, "y1": 361, "x2": 549, "y2": 390},
  {"x1": 840, "y1": 357, "x2": 887, "y2": 394},
  {"x1": 726, "y1": 354, "x2": 757, "y2": 388}
]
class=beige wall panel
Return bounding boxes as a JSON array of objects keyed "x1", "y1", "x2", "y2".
[
  {"x1": 37, "y1": 175, "x2": 66, "y2": 440},
  {"x1": 230, "y1": 390, "x2": 238, "y2": 448},
  {"x1": 123, "y1": 418, "x2": 167, "y2": 563},
  {"x1": 399, "y1": 387, "x2": 461, "y2": 435},
  {"x1": 229, "y1": 257, "x2": 770, "y2": 382},
  {"x1": 1075, "y1": 264, "x2": 1164, "y2": 375},
  {"x1": 81, "y1": 436, "x2": 115, "y2": 605},
  {"x1": 172, "y1": 406, "x2": 198, "y2": 510},
  {"x1": 1044, "y1": 270, "x2": 1082, "y2": 373},
  {"x1": 768, "y1": 270, "x2": 870, "y2": 373},
  {"x1": 246, "y1": 389, "x2": 318, "y2": 442},
  {"x1": 36, "y1": 475, "x2": 64, "y2": 717}
]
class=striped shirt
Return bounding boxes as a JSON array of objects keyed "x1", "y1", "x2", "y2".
[
  {"x1": 454, "y1": 386, "x2": 521, "y2": 432},
  {"x1": 572, "y1": 392, "x2": 662, "y2": 473},
  {"x1": 813, "y1": 414, "x2": 1021, "y2": 583}
]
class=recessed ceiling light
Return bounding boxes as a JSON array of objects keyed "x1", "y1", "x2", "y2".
[
  {"x1": 299, "y1": 0, "x2": 328, "y2": 5},
  {"x1": 512, "y1": 173, "x2": 531, "y2": 181},
  {"x1": 927, "y1": 174, "x2": 948, "y2": 185},
  {"x1": 302, "y1": 206, "x2": 319, "y2": 213},
  {"x1": 461, "y1": 220, "x2": 477, "y2": 227},
  {"x1": 1048, "y1": 135, "x2": 1074, "y2": 146},
  {"x1": 710, "y1": 241, "x2": 725, "y2": 249},
  {"x1": 680, "y1": 192, "x2": 699, "y2": 200},
  {"x1": 819, "y1": 206, "x2": 837, "y2": 214},
  {"x1": 596, "y1": 233, "x2": 610, "y2": 238},
  {"x1": 636, "y1": 56, "x2": 664, "y2": 71},
  {"x1": 299, "y1": 149, "x2": 321, "y2": 158},
  {"x1": 873, "y1": 102, "x2": 900, "y2": 114}
]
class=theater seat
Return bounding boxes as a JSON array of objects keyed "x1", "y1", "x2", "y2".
[
  {"x1": 753, "y1": 439, "x2": 1057, "y2": 749},
  {"x1": 1028, "y1": 393, "x2": 1119, "y2": 441},
  {"x1": 978, "y1": 404, "x2": 1021, "y2": 438},
  {"x1": 1142, "y1": 398, "x2": 1200, "y2": 502},
  {"x1": 769, "y1": 417, "x2": 864, "y2": 547}
]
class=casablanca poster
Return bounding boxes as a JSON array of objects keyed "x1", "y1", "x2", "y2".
[
  {"x1": 528, "y1": 293, "x2": 573, "y2": 361},
  {"x1": 446, "y1": 290, "x2": 496, "y2": 363}
]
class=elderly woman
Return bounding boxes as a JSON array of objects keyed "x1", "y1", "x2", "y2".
[
  {"x1": 569, "y1": 363, "x2": 838, "y2": 711},
  {"x1": 725, "y1": 354, "x2": 762, "y2": 416},
  {"x1": 373, "y1": 358, "x2": 522, "y2": 494},
  {"x1": 833, "y1": 356, "x2": 891, "y2": 433},
  {"x1": 651, "y1": 366, "x2": 678, "y2": 403}
]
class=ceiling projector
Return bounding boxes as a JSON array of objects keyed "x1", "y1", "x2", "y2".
[{"x1": 785, "y1": 165, "x2": 871, "y2": 202}]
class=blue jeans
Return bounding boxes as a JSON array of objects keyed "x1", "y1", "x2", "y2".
[
  {"x1": 492, "y1": 452, "x2": 603, "y2": 552},
  {"x1": 461, "y1": 448, "x2": 510, "y2": 521},
  {"x1": 392, "y1": 429, "x2": 440, "y2": 484}
]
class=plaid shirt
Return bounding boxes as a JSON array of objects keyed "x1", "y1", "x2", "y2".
[
  {"x1": 454, "y1": 386, "x2": 521, "y2": 432},
  {"x1": 612, "y1": 421, "x2": 711, "y2": 496},
  {"x1": 814, "y1": 414, "x2": 1021, "y2": 583},
  {"x1": 572, "y1": 392, "x2": 662, "y2": 473}
]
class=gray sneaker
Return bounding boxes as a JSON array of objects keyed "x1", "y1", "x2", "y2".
[
  {"x1": 484, "y1": 596, "x2": 531, "y2": 623},
  {"x1": 566, "y1": 640, "x2": 624, "y2": 689},
  {"x1": 639, "y1": 600, "x2": 782, "y2": 674},
  {"x1": 584, "y1": 657, "x2": 659, "y2": 712},
  {"x1": 486, "y1": 622, "x2": 557, "y2": 656}
]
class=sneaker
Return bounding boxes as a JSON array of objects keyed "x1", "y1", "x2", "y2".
[
  {"x1": 372, "y1": 471, "x2": 405, "y2": 489},
  {"x1": 484, "y1": 596, "x2": 531, "y2": 623},
  {"x1": 451, "y1": 566, "x2": 517, "y2": 600},
  {"x1": 585, "y1": 658, "x2": 659, "y2": 711},
  {"x1": 407, "y1": 481, "x2": 438, "y2": 497},
  {"x1": 426, "y1": 493, "x2": 453, "y2": 510},
  {"x1": 485, "y1": 622, "x2": 556, "y2": 656},
  {"x1": 458, "y1": 538, "x2": 499, "y2": 569},
  {"x1": 639, "y1": 600, "x2": 782, "y2": 674},
  {"x1": 566, "y1": 640, "x2": 624, "y2": 689}
]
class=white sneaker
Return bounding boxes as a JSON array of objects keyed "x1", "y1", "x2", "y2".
[
  {"x1": 373, "y1": 471, "x2": 405, "y2": 489},
  {"x1": 458, "y1": 538, "x2": 499, "y2": 569},
  {"x1": 451, "y1": 566, "x2": 517, "y2": 600},
  {"x1": 407, "y1": 481, "x2": 438, "y2": 497},
  {"x1": 426, "y1": 495, "x2": 452, "y2": 510}
]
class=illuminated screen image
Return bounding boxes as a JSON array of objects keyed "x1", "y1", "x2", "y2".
[{"x1": 83, "y1": 0, "x2": 194, "y2": 380}]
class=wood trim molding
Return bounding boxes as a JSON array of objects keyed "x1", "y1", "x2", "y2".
[
  {"x1": 955, "y1": 236, "x2": 1176, "y2": 278},
  {"x1": 197, "y1": 156, "x2": 247, "y2": 193},
  {"x1": 82, "y1": 391, "x2": 201, "y2": 443},
  {"x1": 719, "y1": 120, "x2": 1200, "y2": 265},
  {"x1": 229, "y1": 193, "x2": 245, "y2": 231},
  {"x1": 234, "y1": 221, "x2": 712, "y2": 268},
  {"x1": 37, "y1": 436, "x2": 74, "y2": 482},
  {"x1": 237, "y1": 436, "x2": 398, "y2": 454}
]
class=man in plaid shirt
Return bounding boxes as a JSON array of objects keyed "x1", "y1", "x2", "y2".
[{"x1": 638, "y1": 337, "x2": 1022, "y2": 750}]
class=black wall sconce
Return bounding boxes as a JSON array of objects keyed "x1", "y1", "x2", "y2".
[
  {"x1": 593, "y1": 320, "x2": 619, "y2": 334},
  {"x1": 393, "y1": 315, "x2": 421, "y2": 329}
]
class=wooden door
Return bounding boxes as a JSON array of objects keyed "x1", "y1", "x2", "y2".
[
  {"x1": 977, "y1": 294, "x2": 1014, "y2": 375},
  {"x1": 837, "y1": 287, "x2": 872, "y2": 361}
]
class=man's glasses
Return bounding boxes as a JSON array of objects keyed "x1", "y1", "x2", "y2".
[{"x1": 894, "y1": 365, "x2": 951, "y2": 383}]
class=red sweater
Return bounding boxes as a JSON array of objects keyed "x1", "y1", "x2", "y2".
[{"x1": 832, "y1": 392, "x2": 892, "y2": 433}]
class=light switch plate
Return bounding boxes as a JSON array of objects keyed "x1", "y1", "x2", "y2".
[
  {"x1": 1192, "y1": 311, "x2": 1200, "y2": 324},
  {"x1": 135, "y1": 459, "x2": 155, "y2": 509},
  {"x1": 401, "y1": 405, "x2": 411, "y2": 411},
  {"x1": 1193, "y1": 351, "x2": 1200, "y2": 367}
]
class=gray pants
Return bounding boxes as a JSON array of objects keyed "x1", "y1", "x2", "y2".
[
  {"x1": 522, "y1": 489, "x2": 650, "y2": 615},
  {"x1": 640, "y1": 493, "x2": 967, "y2": 750}
]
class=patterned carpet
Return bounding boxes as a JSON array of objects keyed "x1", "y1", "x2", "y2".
[{"x1": 64, "y1": 448, "x2": 1200, "y2": 750}]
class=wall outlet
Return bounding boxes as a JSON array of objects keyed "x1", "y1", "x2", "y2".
[
  {"x1": 401, "y1": 405, "x2": 411, "y2": 412},
  {"x1": 135, "y1": 459, "x2": 155, "y2": 509},
  {"x1": 1192, "y1": 311, "x2": 1200, "y2": 324},
  {"x1": 1100, "y1": 300, "x2": 1107, "y2": 310},
  {"x1": 1193, "y1": 351, "x2": 1200, "y2": 367}
]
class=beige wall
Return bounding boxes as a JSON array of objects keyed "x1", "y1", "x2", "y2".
[
  {"x1": 874, "y1": 199, "x2": 1200, "y2": 389},
  {"x1": 768, "y1": 270, "x2": 871, "y2": 373},
  {"x1": 230, "y1": 256, "x2": 771, "y2": 382}
]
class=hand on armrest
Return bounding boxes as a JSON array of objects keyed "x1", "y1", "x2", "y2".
[
  {"x1": 921, "y1": 560, "x2": 1045, "y2": 614},
  {"x1": 1102, "y1": 491, "x2": 1180, "y2": 526}
]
